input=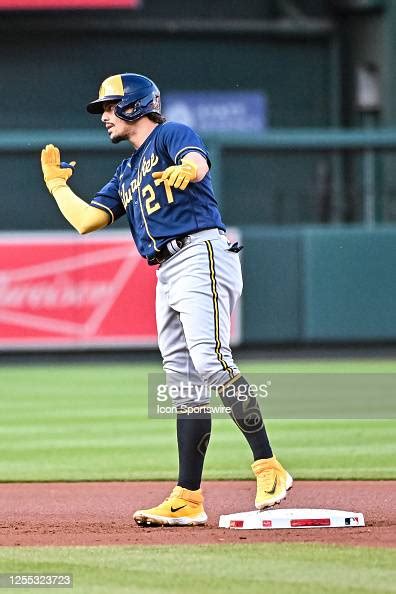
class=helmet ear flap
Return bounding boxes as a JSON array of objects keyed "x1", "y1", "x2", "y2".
[
  {"x1": 114, "y1": 100, "x2": 137, "y2": 122},
  {"x1": 115, "y1": 91, "x2": 161, "y2": 122},
  {"x1": 115, "y1": 98, "x2": 142, "y2": 122}
]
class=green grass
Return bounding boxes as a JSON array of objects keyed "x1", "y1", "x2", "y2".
[
  {"x1": 0, "y1": 544, "x2": 394, "y2": 594},
  {"x1": 0, "y1": 360, "x2": 395, "y2": 481}
]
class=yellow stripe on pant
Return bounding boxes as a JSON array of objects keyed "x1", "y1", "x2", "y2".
[{"x1": 205, "y1": 240, "x2": 234, "y2": 380}]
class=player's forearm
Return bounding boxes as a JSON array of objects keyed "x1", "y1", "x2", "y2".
[
  {"x1": 50, "y1": 183, "x2": 110, "y2": 234},
  {"x1": 183, "y1": 152, "x2": 209, "y2": 182}
]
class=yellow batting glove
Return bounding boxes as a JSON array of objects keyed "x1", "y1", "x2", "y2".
[
  {"x1": 41, "y1": 144, "x2": 76, "y2": 193},
  {"x1": 152, "y1": 158, "x2": 198, "y2": 191}
]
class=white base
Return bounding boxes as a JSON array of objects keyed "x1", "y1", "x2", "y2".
[{"x1": 219, "y1": 508, "x2": 365, "y2": 530}]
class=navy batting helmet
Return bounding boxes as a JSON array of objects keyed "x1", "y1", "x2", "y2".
[{"x1": 86, "y1": 73, "x2": 161, "y2": 122}]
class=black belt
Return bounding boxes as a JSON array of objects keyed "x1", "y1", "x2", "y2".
[{"x1": 147, "y1": 236, "x2": 190, "y2": 266}]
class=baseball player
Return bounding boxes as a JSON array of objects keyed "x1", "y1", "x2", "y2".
[{"x1": 40, "y1": 73, "x2": 292, "y2": 526}]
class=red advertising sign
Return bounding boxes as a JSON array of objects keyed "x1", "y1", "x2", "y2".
[
  {"x1": 0, "y1": 232, "x2": 155, "y2": 349},
  {"x1": 0, "y1": 0, "x2": 140, "y2": 8},
  {"x1": 0, "y1": 232, "x2": 241, "y2": 350}
]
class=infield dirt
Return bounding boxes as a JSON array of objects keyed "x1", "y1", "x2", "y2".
[{"x1": 0, "y1": 481, "x2": 394, "y2": 547}]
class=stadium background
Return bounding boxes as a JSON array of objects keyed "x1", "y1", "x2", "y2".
[{"x1": 1, "y1": 0, "x2": 396, "y2": 348}]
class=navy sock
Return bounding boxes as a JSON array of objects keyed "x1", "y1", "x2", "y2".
[
  {"x1": 219, "y1": 375, "x2": 273, "y2": 461},
  {"x1": 176, "y1": 410, "x2": 211, "y2": 491}
]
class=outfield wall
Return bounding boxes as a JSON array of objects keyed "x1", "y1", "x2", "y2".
[
  {"x1": 241, "y1": 224, "x2": 396, "y2": 344},
  {"x1": 0, "y1": 226, "x2": 395, "y2": 349}
]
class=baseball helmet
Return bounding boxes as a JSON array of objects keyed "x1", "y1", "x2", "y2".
[{"x1": 86, "y1": 73, "x2": 161, "y2": 122}]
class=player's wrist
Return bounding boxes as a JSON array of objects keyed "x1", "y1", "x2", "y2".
[{"x1": 46, "y1": 178, "x2": 68, "y2": 195}]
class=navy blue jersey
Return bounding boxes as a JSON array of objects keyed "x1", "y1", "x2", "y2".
[{"x1": 90, "y1": 122, "x2": 226, "y2": 260}]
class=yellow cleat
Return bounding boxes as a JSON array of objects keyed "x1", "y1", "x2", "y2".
[
  {"x1": 252, "y1": 456, "x2": 293, "y2": 509},
  {"x1": 133, "y1": 486, "x2": 208, "y2": 527}
]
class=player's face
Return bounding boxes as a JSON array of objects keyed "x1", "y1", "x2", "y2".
[{"x1": 101, "y1": 102, "x2": 132, "y2": 144}]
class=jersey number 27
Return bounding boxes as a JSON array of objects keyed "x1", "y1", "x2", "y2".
[{"x1": 142, "y1": 180, "x2": 174, "y2": 215}]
